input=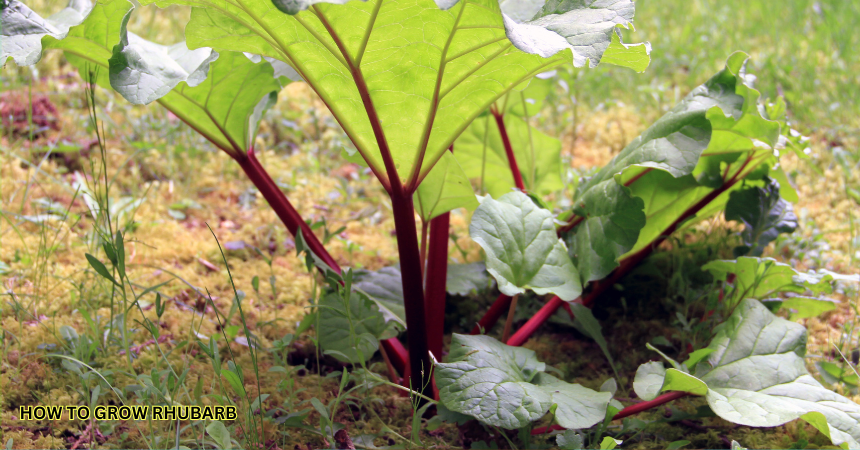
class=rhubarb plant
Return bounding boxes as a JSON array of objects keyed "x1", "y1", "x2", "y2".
[
  {"x1": 92, "y1": 0, "x2": 651, "y2": 394},
  {"x1": 7, "y1": 0, "x2": 860, "y2": 444}
]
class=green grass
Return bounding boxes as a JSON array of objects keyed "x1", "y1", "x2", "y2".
[{"x1": 578, "y1": 0, "x2": 860, "y2": 134}]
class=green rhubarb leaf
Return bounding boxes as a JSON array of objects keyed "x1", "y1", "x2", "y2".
[
  {"x1": 725, "y1": 178, "x2": 798, "y2": 257},
  {"x1": 446, "y1": 262, "x2": 488, "y2": 296},
  {"x1": 414, "y1": 151, "x2": 477, "y2": 221},
  {"x1": 556, "y1": 430, "x2": 585, "y2": 450},
  {"x1": 504, "y1": 72, "x2": 556, "y2": 118},
  {"x1": 817, "y1": 362, "x2": 859, "y2": 391},
  {"x1": 632, "y1": 361, "x2": 665, "y2": 401},
  {"x1": 456, "y1": 114, "x2": 563, "y2": 197},
  {"x1": 126, "y1": 0, "x2": 641, "y2": 190},
  {"x1": 566, "y1": 53, "x2": 784, "y2": 268},
  {"x1": 779, "y1": 297, "x2": 838, "y2": 321},
  {"x1": 683, "y1": 348, "x2": 715, "y2": 368},
  {"x1": 318, "y1": 291, "x2": 401, "y2": 363},
  {"x1": 532, "y1": 372, "x2": 612, "y2": 429},
  {"x1": 469, "y1": 192, "x2": 581, "y2": 300},
  {"x1": 152, "y1": 51, "x2": 282, "y2": 156},
  {"x1": 703, "y1": 256, "x2": 858, "y2": 308},
  {"x1": 566, "y1": 179, "x2": 644, "y2": 283},
  {"x1": 601, "y1": 30, "x2": 650, "y2": 73},
  {"x1": 436, "y1": 334, "x2": 550, "y2": 429},
  {"x1": 1, "y1": 0, "x2": 91, "y2": 66},
  {"x1": 662, "y1": 368, "x2": 707, "y2": 396},
  {"x1": 648, "y1": 299, "x2": 860, "y2": 449},
  {"x1": 108, "y1": 7, "x2": 283, "y2": 155},
  {"x1": 436, "y1": 334, "x2": 609, "y2": 430},
  {"x1": 352, "y1": 265, "x2": 407, "y2": 325}
]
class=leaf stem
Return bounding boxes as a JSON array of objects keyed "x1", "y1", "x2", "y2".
[
  {"x1": 501, "y1": 294, "x2": 519, "y2": 342},
  {"x1": 380, "y1": 338, "x2": 409, "y2": 377},
  {"x1": 390, "y1": 192, "x2": 433, "y2": 402},
  {"x1": 424, "y1": 211, "x2": 451, "y2": 363},
  {"x1": 236, "y1": 148, "x2": 341, "y2": 275},
  {"x1": 491, "y1": 107, "x2": 525, "y2": 191},
  {"x1": 470, "y1": 293, "x2": 512, "y2": 335},
  {"x1": 419, "y1": 219, "x2": 429, "y2": 281}
]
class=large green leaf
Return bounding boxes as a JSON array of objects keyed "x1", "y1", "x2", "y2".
[
  {"x1": 446, "y1": 261, "x2": 488, "y2": 296},
  {"x1": 1, "y1": 0, "x2": 90, "y2": 66},
  {"x1": 566, "y1": 180, "x2": 644, "y2": 283},
  {"x1": 414, "y1": 151, "x2": 477, "y2": 221},
  {"x1": 639, "y1": 299, "x2": 860, "y2": 449},
  {"x1": 2, "y1": 0, "x2": 283, "y2": 158},
  {"x1": 564, "y1": 53, "x2": 784, "y2": 273},
  {"x1": 456, "y1": 113, "x2": 563, "y2": 197},
  {"x1": 352, "y1": 265, "x2": 408, "y2": 324},
  {"x1": 532, "y1": 372, "x2": 613, "y2": 429},
  {"x1": 124, "y1": 0, "x2": 641, "y2": 189},
  {"x1": 724, "y1": 178, "x2": 798, "y2": 257},
  {"x1": 153, "y1": 51, "x2": 282, "y2": 156},
  {"x1": 702, "y1": 256, "x2": 858, "y2": 307},
  {"x1": 318, "y1": 291, "x2": 401, "y2": 363},
  {"x1": 436, "y1": 334, "x2": 610, "y2": 430},
  {"x1": 107, "y1": 6, "x2": 283, "y2": 155},
  {"x1": 469, "y1": 191, "x2": 581, "y2": 300}
]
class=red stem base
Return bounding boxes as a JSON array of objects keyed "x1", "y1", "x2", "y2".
[{"x1": 425, "y1": 212, "x2": 451, "y2": 362}]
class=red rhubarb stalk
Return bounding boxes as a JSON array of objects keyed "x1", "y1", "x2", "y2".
[
  {"x1": 237, "y1": 149, "x2": 410, "y2": 374},
  {"x1": 390, "y1": 193, "x2": 433, "y2": 399},
  {"x1": 380, "y1": 338, "x2": 408, "y2": 378},
  {"x1": 491, "y1": 108, "x2": 526, "y2": 191},
  {"x1": 425, "y1": 211, "x2": 451, "y2": 362},
  {"x1": 238, "y1": 149, "x2": 341, "y2": 274},
  {"x1": 470, "y1": 294, "x2": 513, "y2": 335}
]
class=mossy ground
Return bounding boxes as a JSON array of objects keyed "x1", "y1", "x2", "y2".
[{"x1": 2, "y1": 1, "x2": 859, "y2": 449}]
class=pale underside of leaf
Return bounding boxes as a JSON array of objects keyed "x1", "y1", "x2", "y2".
[
  {"x1": 502, "y1": 0, "x2": 650, "y2": 70},
  {"x1": 1, "y1": 0, "x2": 91, "y2": 66},
  {"x1": 446, "y1": 261, "x2": 489, "y2": 296}
]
